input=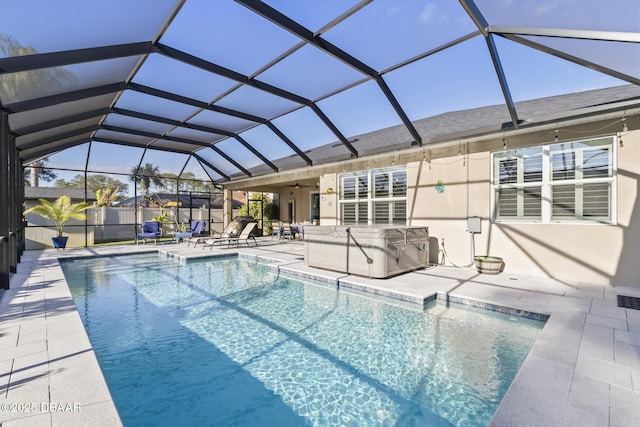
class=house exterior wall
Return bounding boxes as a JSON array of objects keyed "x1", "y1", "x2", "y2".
[
  {"x1": 319, "y1": 173, "x2": 339, "y2": 226},
  {"x1": 276, "y1": 187, "x2": 319, "y2": 224},
  {"x1": 316, "y1": 129, "x2": 640, "y2": 287},
  {"x1": 405, "y1": 129, "x2": 640, "y2": 287}
]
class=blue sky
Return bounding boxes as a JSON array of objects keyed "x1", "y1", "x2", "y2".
[{"x1": 3, "y1": 0, "x2": 635, "y2": 196}]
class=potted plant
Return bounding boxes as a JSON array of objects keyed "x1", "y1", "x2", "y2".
[
  {"x1": 24, "y1": 195, "x2": 90, "y2": 249},
  {"x1": 474, "y1": 255, "x2": 504, "y2": 274},
  {"x1": 151, "y1": 212, "x2": 170, "y2": 235},
  {"x1": 151, "y1": 212, "x2": 169, "y2": 223}
]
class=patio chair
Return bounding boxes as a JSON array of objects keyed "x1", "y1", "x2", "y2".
[
  {"x1": 136, "y1": 221, "x2": 161, "y2": 244},
  {"x1": 175, "y1": 220, "x2": 207, "y2": 244},
  {"x1": 185, "y1": 220, "x2": 210, "y2": 246},
  {"x1": 201, "y1": 222, "x2": 238, "y2": 250},
  {"x1": 280, "y1": 222, "x2": 293, "y2": 240},
  {"x1": 272, "y1": 221, "x2": 282, "y2": 239},
  {"x1": 225, "y1": 222, "x2": 258, "y2": 247}
]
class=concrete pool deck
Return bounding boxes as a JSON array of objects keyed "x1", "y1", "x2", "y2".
[{"x1": 1, "y1": 238, "x2": 639, "y2": 426}]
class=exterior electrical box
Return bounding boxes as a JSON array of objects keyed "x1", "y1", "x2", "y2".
[{"x1": 467, "y1": 216, "x2": 482, "y2": 233}]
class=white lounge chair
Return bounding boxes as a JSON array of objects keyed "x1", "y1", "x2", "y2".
[
  {"x1": 204, "y1": 222, "x2": 258, "y2": 248},
  {"x1": 226, "y1": 222, "x2": 258, "y2": 247},
  {"x1": 201, "y1": 223, "x2": 237, "y2": 250}
]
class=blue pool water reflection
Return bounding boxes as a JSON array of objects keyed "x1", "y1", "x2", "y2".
[{"x1": 62, "y1": 253, "x2": 543, "y2": 426}]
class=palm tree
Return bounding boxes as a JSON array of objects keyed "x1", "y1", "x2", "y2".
[
  {"x1": 24, "y1": 196, "x2": 90, "y2": 237},
  {"x1": 25, "y1": 158, "x2": 57, "y2": 186},
  {"x1": 0, "y1": 34, "x2": 76, "y2": 103},
  {"x1": 130, "y1": 163, "x2": 164, "y2": 195}
]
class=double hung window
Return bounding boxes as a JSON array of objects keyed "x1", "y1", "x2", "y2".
[
  {"x1": 340, "y1": 172, "x2": 369, "y2": 225},
  {"x1": 492, "y1": 137, "x2": 615, "y2": 223},
  {"x1": 339, "y1": 167, "x2": 407, "y2": 225}
]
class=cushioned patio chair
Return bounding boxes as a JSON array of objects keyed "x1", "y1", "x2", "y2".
[
  {"x1": 175, "y1": 220, "x2": 207, "y2": 244},
  {"x1": 136, "y1": 221, "x2": 161, "y2": 244},
  {"x1": 185, "y1": 220, "x2": 209, "y2": 246}
]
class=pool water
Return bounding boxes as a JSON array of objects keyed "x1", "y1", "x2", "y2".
[{"x1": 61, "y1": 254, "x2": 543, "y2": 426}]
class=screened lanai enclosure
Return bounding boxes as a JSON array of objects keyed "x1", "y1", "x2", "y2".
[{"x1": 1, "y1": 0, "x2": 640, "y2": 288}]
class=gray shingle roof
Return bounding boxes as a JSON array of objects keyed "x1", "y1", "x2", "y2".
[
  {"x1": 240, "y1": 84, "x2": 640, "y2": 177},
  {"x1": 24, "y1": 187, "x2": 96, "y2": 201}
]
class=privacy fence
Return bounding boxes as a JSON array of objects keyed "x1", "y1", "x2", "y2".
[{"x1": 24, "y1": 206, "x2": 240, "y2": 250}]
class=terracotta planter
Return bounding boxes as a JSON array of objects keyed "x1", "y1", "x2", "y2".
[{"x1": 474, "y1": 256, "x2": 503, "y2": 274}]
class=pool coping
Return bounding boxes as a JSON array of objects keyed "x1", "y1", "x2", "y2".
[{"x1": 1, "y1": 240, "x2": 639, "y2": 426}]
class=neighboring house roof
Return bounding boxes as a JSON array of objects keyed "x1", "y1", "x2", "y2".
[
  {"x1": 24, "y1": 187, "x2": 96, "y2": 202},
  {"x1": 114, "y1": 193, "x2": 242, "y2": 209}
]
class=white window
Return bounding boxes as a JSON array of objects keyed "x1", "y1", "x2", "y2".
[
  {"x1": 340, "y1": 172, "x2": 368, "y2": 224},
  {"x1": 339, "y1": 167, "x2": 407, "y2": 225},
  {"x1": 492, "y1": 137, "x2": 615, "y2": 223}
]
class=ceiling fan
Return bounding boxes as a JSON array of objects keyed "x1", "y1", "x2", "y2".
[{"x1": 287, "y1": 181, "x2": 316, "y2": 189}]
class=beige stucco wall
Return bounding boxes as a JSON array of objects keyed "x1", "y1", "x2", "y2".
[
  {"x1": 405, "y1": 130, "x2": 640, "y2": 287},
  {"x1": 319, "y1": 173, "x2": 338, "y2": 226},
  {"x1": 276, "y1": 187, "x2": 315, "y2": 224},
  {"x1": 314, "y1": 130, "x2": 640, "y2": 287}
]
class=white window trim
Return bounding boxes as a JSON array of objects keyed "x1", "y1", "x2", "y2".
[
  {"x1": 339, "y1": 166, "x2": 408, "y2": 225},
  {"x1": 491, "y1": 136, "x2": 617, "y2": 225}
]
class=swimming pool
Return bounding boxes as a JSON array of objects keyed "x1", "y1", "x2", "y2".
[{"x1": 61, "y1": 253, "x2": 544, "y2": 426}]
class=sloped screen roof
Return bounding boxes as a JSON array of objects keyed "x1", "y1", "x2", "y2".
[{"x1": 1, "y1": 0, "x2": 639, "y2": 184}]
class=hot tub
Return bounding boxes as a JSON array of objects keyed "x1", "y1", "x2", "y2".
[{"x1": 304, "y1": 225, "x2": 429, "y2": 278}]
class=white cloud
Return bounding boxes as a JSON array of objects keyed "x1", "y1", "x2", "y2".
[
  {"x1": 533, "y1": 0, "x2": 576, "y2": 17},
  {"x1": 386, "y1": 5, "x2": 402, "y2": 16},
  {"x1": 418, "y1": 3, "x2": 438, "y2": 24}
]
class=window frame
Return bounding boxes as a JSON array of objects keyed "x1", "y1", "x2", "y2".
[
  {"x1": 338, "y1": 166, "x2": 408, "y2": 225},
  {"x1": 491, "y1": 136, "x2": 617, "y2": 225}
]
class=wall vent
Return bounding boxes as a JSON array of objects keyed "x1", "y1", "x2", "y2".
[{"x1": 617, "y1": 295, "x2": 640, "y2": 310}]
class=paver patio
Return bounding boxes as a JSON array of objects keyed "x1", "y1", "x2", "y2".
[{"x1": 1, "y1": 238, "x2": 639, "y2": 426}]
